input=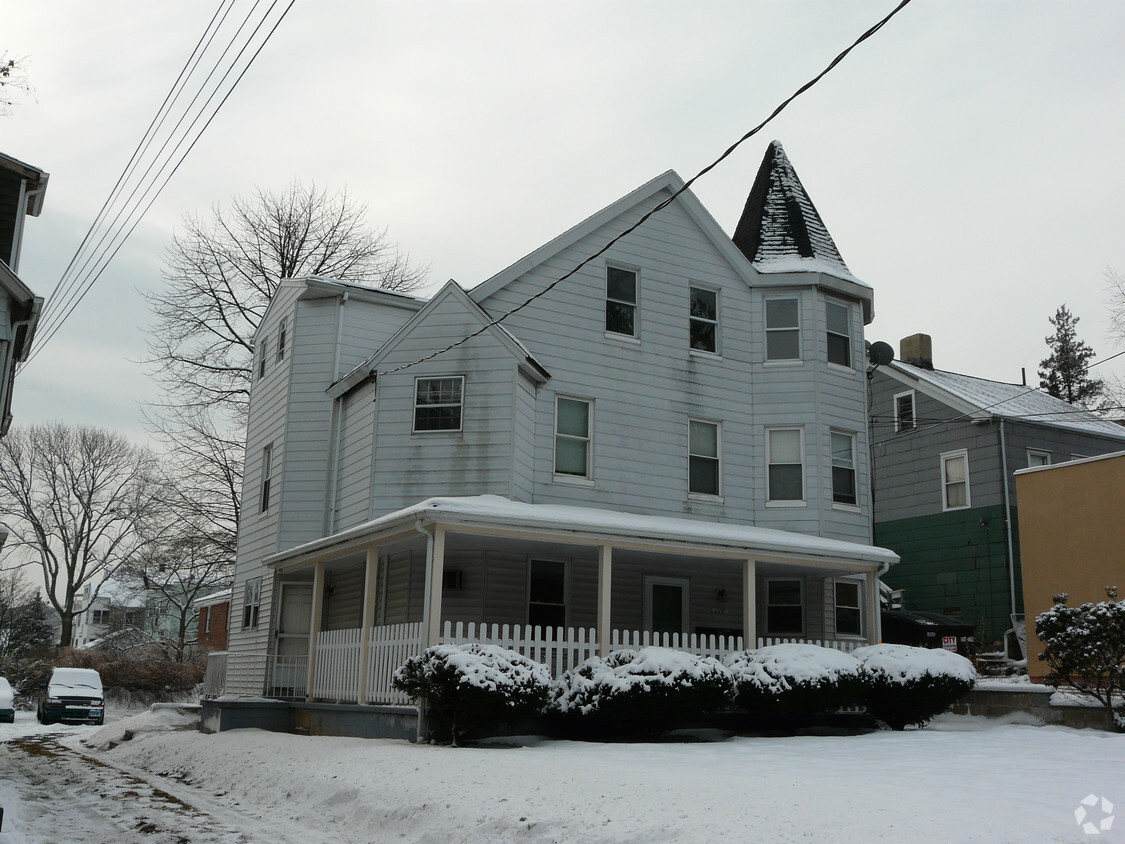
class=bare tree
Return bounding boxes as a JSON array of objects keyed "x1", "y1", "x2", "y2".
[
  {"x1": 0, "y1": 424, "x2": 166, "y2": 648},
  {"x1": 0, "y1": 568, "x2": 53, "y2": 660},
  {"x1": 0, "y1": 53, "x2": 33, "y2": 116},
  {"x1": 144, "y1": 182, "x2": 426, "y2": 555}
]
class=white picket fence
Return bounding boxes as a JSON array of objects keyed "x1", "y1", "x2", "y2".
[
  {"x1": 611, "y1": 629, "x2": 744, "y2": 658},
  {"x1": 756, "y1": 636, "x2": 864, "y2": 653},
  {"x1": 366, "y1": 622, "x2": 423, "y2": 705},
  {"x1": 313, "y1": 628, "x2": 362, "y2": 700},
  {"x1": 442, "y1": 622, "x2": 599, "y2": 677}
]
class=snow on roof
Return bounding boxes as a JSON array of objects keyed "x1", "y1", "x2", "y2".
[
  {"x1": 890, "y1": 360, "x2": 1125, "y2": 439},
  {"x1": 193, "y1": 588, "x2": 232, "y2": 609},
  {"x1": 267, "y1": 495, "x2": 898, "y2": 569}
]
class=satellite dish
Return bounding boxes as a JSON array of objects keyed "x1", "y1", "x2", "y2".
[{"x1": 867, "y1": 341, "x2": 894, "y2": 367}]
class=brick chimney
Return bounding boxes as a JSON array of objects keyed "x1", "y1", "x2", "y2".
[{"x1": 900, "y1": 333, "x2": 933, "y2": 370}]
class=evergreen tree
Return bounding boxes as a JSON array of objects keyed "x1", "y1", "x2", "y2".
[{"x1": 1038, "y1": 305, "x2": 1104, "y2": 406}]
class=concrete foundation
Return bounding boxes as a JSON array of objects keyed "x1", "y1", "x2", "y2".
[{"x1": 201, "y1": 699, "x2": 418, "y2": 741}]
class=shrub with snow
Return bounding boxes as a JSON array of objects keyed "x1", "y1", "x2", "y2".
[
  {"x1": 392, "y1": 643, "x2": 552, "y2": 744},
  {"x1": 854, "y1": 644, "x2": 976, "y2": 730},
  {"x1": 551, "y1": 647, "x2": 735, "y2": 736},
  {"x1": 725, "y1": 644, "x2": 864, "y2": 724}
]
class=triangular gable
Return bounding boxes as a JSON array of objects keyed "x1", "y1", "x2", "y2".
[
  {"x1": 469, "y1": 170, "x2": 758, "y2": 307},
  {"x1": 328, "y1": 280, "x2": 548, "y2": 398}
]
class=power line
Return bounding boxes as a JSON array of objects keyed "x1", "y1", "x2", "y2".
[{"x1": 374, "y1": 0, "x2": 916, "y2": 380}]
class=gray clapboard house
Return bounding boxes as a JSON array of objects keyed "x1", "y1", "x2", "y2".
[
  {"x1": 214, "y1": 142, "x2": 899, "y2": 721},
  {"x1": 870, "y1": 333, "x2": 1125, "y2": 643}
]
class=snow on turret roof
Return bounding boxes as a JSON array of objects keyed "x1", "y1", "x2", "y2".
[{"x1": 733, "y1": 141, "x2": 856, "y2": 282}]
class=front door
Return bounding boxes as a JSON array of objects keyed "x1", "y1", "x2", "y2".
[
  {"x1": 274, "y1": 582, "x2": 313, "y2": 691},
  {"x1": 644, "y1": 576, "x2": 689, "y2": 637}
]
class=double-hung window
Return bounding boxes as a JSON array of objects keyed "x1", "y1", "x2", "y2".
[
  {"x1": 941, "y1": 449, "x2": 970, "y2": 510},
  {"x1": 605, "y1": 266, "x2": 637, "y2": 337},
  {"x1": 92, "y1": 609, "x2": 109, "y2": 625},
  {"x1": 528, "y1": 559, "x2": 566, "y2": 629},
  {"x1": 688, "y1": 419, "x2": 720, "y2": 497},
  {"x1": 765, "y1": 298, "x2": 800, "y2": 361},
  {"x1": 555, "y1": 397, "x2": 591, "y2": 479},
  {"x1": 767, "y1": 427, "x2": 804, "y2": 503},
  {"x1": 277, "y1": 320, "x2": 287, "y2": 362},
  {"x1": 831, "y1": 431, "x2": 857, "y2": 505},
  {"x1": 259, "y1": 334, "x2": 269, "y2": 378},
  {"x1": 260, "y1": 444, "x2": 273, "y2": 513},
  {"x1": 834, "y1": 580, "x2": 862, "y2": 637},
  {"x1": 689, "y1": 286, "x2": 718, "y2": 354},
  {"x1": 242, "y1": 577, "x2": 262, "y2": 630},
  {"x1": 826, "y1": 301, "x2": 851, "y2": 367},
  {"x1": 766, "y1": 579, "x2": 803, "y2": 635},
  {"x1": 894, "y1": 390, "x2": 916, "y2": 432},
  {"x1": 414, "y1": 376, "x2": 464, "y2": 432}
]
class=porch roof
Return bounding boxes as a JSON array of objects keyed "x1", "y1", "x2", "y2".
[{"x1": 265, "y1": 495, "x2": 899, "y2": 571}]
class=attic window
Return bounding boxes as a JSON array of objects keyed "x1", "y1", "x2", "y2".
[
  {"x1": 414, "y1": 377, "x2": 464, "y2": 432},
  {"x1": 605, "y1": 266, "x2": 637, "y2": 337},
  {"x1": 894, "y1": 391, "x2": 916, "y2": 432}
]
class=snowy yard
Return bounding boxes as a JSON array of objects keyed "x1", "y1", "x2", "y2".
[{"x1": 2, "y1": 708, "x2": 1123, "y2": 842}]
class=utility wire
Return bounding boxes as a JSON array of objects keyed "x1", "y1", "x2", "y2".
[{"x1": 374, "y1": 0, "x2": 916, "y2": 379}]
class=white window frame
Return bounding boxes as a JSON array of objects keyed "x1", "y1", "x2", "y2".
[
  {"x1": 825, "y1": 300, "x2": 852, "y2": 369},
  {"x1": 242, "y1": 577, "x2": 262, "y2": 631},
  {"x1": 765, "y1": 578, "x2": 804, "y2": 636},
  {"x1": 833, "y1": 578, "x2": 864, "y2": 638},
  {"x1": 643, "y1": 575, "x2": 690, "y2": 636},
  {"x1": 894, "y1": 390, "x2": 916, "y2": 432},
  {"x1": 764, "y1": 296, "x2": 801, "y2": 362},
  {"x1": 1027, "y1": 449, "x2": 1051, "y2": 468},
  {"x1": 554, "y1": 396, "x2": 593, "y2": 483},
  {"x1": 276, "y1": 319, "x2": 287, "y2": 362},
  {"x1": 258, "y1": 334, "x2": 269, "y2": 379},
  {"x1": 92, "y1": 609, "x2": 109, "y2": 626},
  {"x1": 830, "y1": 429, "x2": 858, "y2": 508},
  {"x1": 766, "y1": 426, "x2": 805, "y2": 506},
  {"x1": 688, "y1": 418, "x2": 722, "y2": 499},
  {"x1": 260, "y1": 443, "x2": 273, "y2": 514},
  {"x1": 203, "y1": 606, "x2": 211, "y2": 634},
  {"x1": 688, "y1": 284, "x2": 720, "y2": 356},
  {"x1": 527, "y1": 559, "x2": 567, "y2": 630},
  {"x1": 412, "y1": 375, "x2": 465, "y2": 433},
  {"x1": 940, "y1": 448, "x2": 971, "y2": 511},
  {"x1": 605, "y1": 264, "x2": 639, "y2": 339}
]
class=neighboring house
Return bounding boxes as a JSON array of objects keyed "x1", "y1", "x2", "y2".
[
  {"x1": 869, "y1": 334, "x2": 1125, "y2": 643},
  {"x1": 71, "y1": 581, "x2": 147, "y2": 648},
  {"x1": 0, "y1": 151, "x2": 46, "y2": 438},
  {"x1": 218, "y1": 141, "x2": 898, "y2": 718},
  {"x1": 1014, "y1": 451, "x2": 1125, "y2": 683},
  {"x1": 194, "y1": 589, "x2": 231, "y2": 652}
]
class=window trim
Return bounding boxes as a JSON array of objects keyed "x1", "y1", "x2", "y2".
[
  {"x1": 940, "y1": 448, "x2": 971, "y2": 511},
  {"x1": 765, "y1": 577, "x2": 805, "y2": 636},
  {"x1": 764, "y1": 295, "x2": 802, "y2": 363},
  {"x1": 242, "y1": 576, "x2": 262, "y2": 631},
  {"x1": 766, "y1": 426, "x2": 806, "y2": 506},
  {"x1": 258, "y1": 334, "x2": 269, "y2": 379},
  {"x1": 604, "y1": 263, "x2": 639, "y2": 339},
  {"x1": 412, "y1": 375, "x2": 466, "y2": 434},
  {"x1": 259, "y1": 443, "x2": 273, "y2": 514},
  {"x1": 825, "y1": 300, "x2": 852, "y2": 369},
  {"x1": 527, "y1": 558, "x2": 567, "y2": 631},
  {"x1": 688, "y1": 418, "x2": 722, "y2": 499},
  {"x1": 833, "y1": 578, "x2": 864, "y2": 638},
  {"x1": 830, "y1": 429, "x2": 858, "y2": 508},
  {"x1": 276, "y1": 319, "x2": 287, "y2": 362},
  {"x1": 688, "y1": 284, "x2": 720, "y2": 357},
  {"x1": 202, "y1": 606, "x2": 211, "y2": 634},
  {"x1": 894, "y1": 390, "x2": 916, "y2": 432},
  {"x1": 1027, "y1": 449, "x2": 1051, "y2": 468},
  {"x1": 554, "y1": 395, "x2": 593, "y2": 483}
]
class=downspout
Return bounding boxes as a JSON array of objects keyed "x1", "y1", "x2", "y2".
[
  {"x1": 324, "y1": 396, "x2": 344, "y2": 534},
  {"x1": 998, "y1": 419, "x2": 1018, "y2": 616},
  {"x1": 332, "y1": 291, "x2": 350, "y2": 381}
]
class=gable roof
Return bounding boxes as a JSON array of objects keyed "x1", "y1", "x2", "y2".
[
  {"x1": 468, "y1": 169, "x2": 758, "y2": 305},
  {"x1": 732, "y1": 141, "x2": 858, "y2": 284},
  {"x1": 883, "y1": 360, "x2": 1125, "y2": 440}
]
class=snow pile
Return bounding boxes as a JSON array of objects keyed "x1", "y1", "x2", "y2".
[
  {"x1": 854, "y1": 644, "x2": 977, "y2": 730},
  {"x1": 725, "y1": 644, "x2": 864, "y2": 721},
  {"x1": 80, "y1": 704, "x2": 200, "y2": 751},
  {"x1": 853, "y1": 644, "x2": 976, "y2": 685}
]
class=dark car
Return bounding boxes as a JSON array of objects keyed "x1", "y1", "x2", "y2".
[{"x1": 36, "y1": 668, "x2": 105, "y2": 725}]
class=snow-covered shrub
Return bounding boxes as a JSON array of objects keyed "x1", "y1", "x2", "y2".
[
  {"x1": 551, "y1": 647, "x2": 735, "y2": 736},
  {"x1": 725, "y1": 644, "x2": 864, "y2": 724},
  {"x1": 1036, "y1": 588, "x2": 1125, "y2": 730},
  {"x1": 392, "y1": 643, "x2": 552, "y2": 744},
  {"x1": 854, "y1": 644, "x2": 976, "y2": 730}
]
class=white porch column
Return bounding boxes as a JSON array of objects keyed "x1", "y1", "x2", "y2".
[
  {"x1": 422, "y1": 525, "x2": 446, "y2": 648},
  {"x1": 742, "y1": 559, "x2": 757, "y2": 649},
  {"x1": 865, "y1": 568, "x2": 880, "y2": 644},
  {"x1": 597, "y1": 544, "x2": 613, "y2": 657},
  {"x1": 305, "y1": 560, "x2": 325, "y2": 702},
  {"x1": 356, "y1": 545, "x2": 379, "y2": 705}
]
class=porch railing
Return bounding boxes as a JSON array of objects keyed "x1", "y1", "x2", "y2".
[
  {"x1": 268, "y1": 654, "x2": 309, "y2": 699},
  {"x1": 611, "y1": 629, "x2": 744, "y2": 658},
  {"x1": 202, "y1": 651, "x2": 227, "y2": 697},
  {"x1": 442, "y1": 622, "x2": 599, "y2": 677}
]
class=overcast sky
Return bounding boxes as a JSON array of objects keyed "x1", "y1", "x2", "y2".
[{"x1": 6, "y1": 1, "x2": 1125, "y2": 445}]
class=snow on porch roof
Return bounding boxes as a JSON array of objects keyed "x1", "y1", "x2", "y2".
[{"x1": 265, "y1": 495, "x2": 899, "y2": 569}]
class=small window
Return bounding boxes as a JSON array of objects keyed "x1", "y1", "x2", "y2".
[
  {"x1": 767, "y1": 579, "x2": 803, "y2": 635},
  {"x1": 831, "y1": 431, "x2": 857, "y2": 505},
  {"x1": 260, "y1": 444, "x2": 273, "y2": 513},
  {"x1": 894, "y1": 391, "x2": 915, "y2": 432},
  {"x1": 765, "y1": 298, "x2": 800, "y2": 361},
  {"x1": 414, "y1": 376, "x2": 464, "y2": 432},
  {"x1": 941, "y1": 449, "x2": 970, "y2": 510},
  {"x1": 689, "y1": 419, "x2": 720, "y2": 497},
  {"x1": 826, "y1": 301, "x2": 851, "y2": 367},
  {"x1": 259, "y1": 334, "x2": 269, "y2": 378},
  {"x1": 605, "y1": 266, "x2": 637, "y2": 337},
  {"x1": 689, "y1": 286, "x2": 718, "y2": 354},
  {"x1": 92, "y1": 609, "x2": 109, "y2": 625},
  {"x1": 202, "y1": 607, "x2": 211, "y2": 634},
  {"x1": 277, "y1": 320, "x2": 287, "y2": 362},
  {"x1": 555, "y1": 397, "x2": 591, "y2": 479},
  {"x1": 767, "y1": 428, "x2": 804, "y2": 502},
  {"x1": 834, "y1": 580, "x2": 862, "y2": 637},
  {"x1": 1027, "y1": 450, "x2": 1051, "y2": 467},
  {"x1": 124, "y1": 610, "x2": 139, "y2": 626},
  {"x1": 528, "y1": 560, "x2": 565, "y2": 630},
  {"x1": 242, "y1": 577, "x2": 262, "y2": 630}
]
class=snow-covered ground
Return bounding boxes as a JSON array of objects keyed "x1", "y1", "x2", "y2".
[{"x1": 2, "y1": 707, "x2": 1123, "y2": 843}]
